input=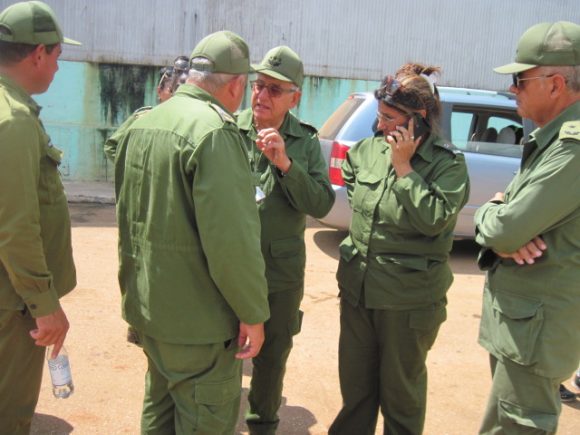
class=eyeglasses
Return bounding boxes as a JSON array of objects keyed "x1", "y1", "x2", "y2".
[
  {"x1": 251, "y1": 81, "x2": 298, "y2": 98},
  {"x1": 511, "y1": 73, "x2": 556, "y2": 89},
  {"x1": 376, "y1": 111, "x2": 398, "y2": 124}
]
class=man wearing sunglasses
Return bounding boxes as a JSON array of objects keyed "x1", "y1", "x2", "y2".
[
  {"x1": 475, "y1": 21, "x2": 580, "y2": 434},
  {"x1": 237, "y1": 46, "x2": 335, "y2": 434}
]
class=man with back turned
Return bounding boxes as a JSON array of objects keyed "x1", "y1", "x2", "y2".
[{"x1": 114, "y1": 30, "x2": 270, "y2": 434}]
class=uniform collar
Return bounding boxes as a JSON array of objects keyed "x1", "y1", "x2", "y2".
[
  {"x1": 237, "y1": 108, "x2": 305, "y2": 138},
  {"x1": 380, "y1": 132, "x2": 439, "y2": 163},
  {"x1": 529, "y1": 100, "x2": 580, "y2": 149},
  {"x1": 174, "y1": 83, "x2": 235, "y2": 118},
  {"x1": 0, "y1": 73, "x2": 41, "y2": 115}
]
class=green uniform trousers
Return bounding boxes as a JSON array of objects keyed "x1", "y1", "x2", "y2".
[
  {"x1": 479, "y1": 355, "x2": 563, "y2": 435},
  {"x1": 0, "y1": 309, "x2": 45, "y2": 435},
  {"x1": 246, "y1": 288, "x2": 303, "y2": 435},
  {"x1": 139, "y1": 332, "x2": 242, "y2": 435},
  {"x1": 329, "y1": 297, "x2": 446, "y2": 435}
]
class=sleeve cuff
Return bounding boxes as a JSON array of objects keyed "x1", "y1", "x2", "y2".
[
  {"x1": 24, "y1": 290, "x2": 60, "y2": 317},
  {"x1": 392, "y1": 170, "x2": 419, "y2": 193},
  {"x1": 275, "y1": 158, "x2": 302, "y2": 182}
]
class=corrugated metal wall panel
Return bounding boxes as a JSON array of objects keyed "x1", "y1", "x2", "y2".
[{"x1": 1, "y1": 0, "x2": 577, "y2": 89}]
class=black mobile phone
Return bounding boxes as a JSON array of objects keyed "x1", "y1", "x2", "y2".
[{"x1": 407, "y1": 113, "x2": 431, "y2": 139}]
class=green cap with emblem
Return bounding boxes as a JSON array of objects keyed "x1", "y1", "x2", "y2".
[
  {"x1": 253, "y1": 45, "x2": 304, "y2": 88},
  {"x1": 495, "y1": 21, "x2": 580, "y2": 74},
  {"x1": 190, "y1": 30, "x2": 252, "y2": 74},
  {"x1": 0, "y1": 1, "x2": 81, "y2": 46}
]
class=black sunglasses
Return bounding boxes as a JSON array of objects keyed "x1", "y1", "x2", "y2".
[{"x1": 512, "y1": 73, "x2": 556, "y2": 88}]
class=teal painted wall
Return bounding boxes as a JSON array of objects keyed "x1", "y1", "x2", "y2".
[{"x1": 35, "y1": 61, "x2": 379, "y2": 182}]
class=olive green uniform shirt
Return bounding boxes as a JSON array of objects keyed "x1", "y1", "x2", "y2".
[
  {"x1": 0, "y1": 75, "x2": 76, "y2": 316},
  {"x1": 475, "y1": 101, "x2": 580, "y2": 378},
  {"x1": 237, "y1": 109, "x2": 335, "y2": 293},
  {"x1": 104, "y1": 106, "x2": 152, "y2": 162},
  {"x1": 337, "y1": 134, "x2": 469, "y2": 309},
  {"x1": 114, "y1": 85, "x2": 269, "y2": 345}
]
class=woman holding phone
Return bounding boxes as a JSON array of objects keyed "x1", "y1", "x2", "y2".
[{"x1": 329, "y1": 63, "x2": 470, "y2": 435}]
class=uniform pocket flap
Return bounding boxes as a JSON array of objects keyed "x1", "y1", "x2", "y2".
[
  {"x1": 270, "y1": 237, "x2": 302, "y2": 258},
  {"x1": 338, "y1": 236, "x2": 359, "y2": 262},
  {"x1": 499, "y1": 399, "x2": 557, "y2": 432},
  {"x1": 376, "y1": 255, "x2": 429, "y2": 271},
  {"x1": 195, "y1": 376, "x2": 240, "y2": 406},
  {"x1": 45, "y1": 145, "x2": 63, "y2": 165},
  {"x1": 356, "y1": 170, "x2": 382, "y2": 184},
  {"x1": 492, "y1": 292, "x2": 542, "y2": 320}
]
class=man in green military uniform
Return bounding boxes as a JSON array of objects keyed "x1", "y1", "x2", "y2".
[
  {"x1": 114, "y1": 30, "x2": 270, "y2": 434},
  {"x1": 475, "y1": 21, "x2": 580, "y2": 434},
  {"x1": 0, "y1": 2, "x2": 79, "y2": 433},
  {"x1": 237, "y1": 46, "x2": 335, "y2": 434}
]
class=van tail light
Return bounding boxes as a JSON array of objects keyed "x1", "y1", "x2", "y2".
[{"x1": 329, "y1": 141, "x2": 349, "y2": 186}]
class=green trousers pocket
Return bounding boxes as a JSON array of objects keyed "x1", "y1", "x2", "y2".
[
  {"x1": 195, "y1": 375, "x2": 240, "y2": 406},
  {"x1": 490, "y1": 291, "x2": 544, "y2": 366}
]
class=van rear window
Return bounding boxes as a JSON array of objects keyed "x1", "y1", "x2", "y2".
[{"x1": 319, "y1": 97, "x2": 364, "y2": 140}]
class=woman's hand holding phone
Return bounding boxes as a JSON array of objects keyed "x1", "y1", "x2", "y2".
[{"x1": 387, "y1": 116, "x2": 424, "y2": 178}]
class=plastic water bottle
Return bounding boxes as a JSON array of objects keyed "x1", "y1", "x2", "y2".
[{"x1": 46, "y1": 345, "x2": 74, "y2": 398}]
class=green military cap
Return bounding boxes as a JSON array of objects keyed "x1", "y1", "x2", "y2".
[
  {"x1": 495, "y1": 21, "x2": 580, "y2": 74},
  {"x1": 253, "y1": 46, "x2": 304, "y2": 88},
  {"x1": 0, "y1": 1, "x2": 80, "y2": 46},
  {"x1": 190, "y1": 30, "x2": 252, "y2": 74}
]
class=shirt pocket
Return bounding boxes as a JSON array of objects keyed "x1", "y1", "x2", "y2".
[
  {"x1": 373, "y1": 254, "x2": 430, "y2": 290},
  {"x1": 490, "y1": 291, "x2": 544, "y2": 366},
  {"x1": 38, "y1": 144, "x2": 64, "y2": 204},
  {"x1": 351, "y1": 170, "x2": 383, "y2": 216}
]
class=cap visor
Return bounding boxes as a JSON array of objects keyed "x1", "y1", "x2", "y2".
[
  {"x1": 493, "y1": 62, "x2": 536, "y2": 74},
  {"x1": 63, "y1": 37, "x2": 82, "y2": 46},
  {"x1": 252, "y1": 66, "x2": 293, "y2": 83}
]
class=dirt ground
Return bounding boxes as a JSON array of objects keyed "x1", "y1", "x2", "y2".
[{"x1": 30, "y1": 203, "x2": 579, "y2": 434}]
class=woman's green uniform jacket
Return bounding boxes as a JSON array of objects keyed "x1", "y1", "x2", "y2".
[{"x1": 337, "y1": 133, "x2": 470, "y2": 309}]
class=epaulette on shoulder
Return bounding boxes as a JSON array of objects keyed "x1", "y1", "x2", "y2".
[
  {"x1": 434, "y1": 141, "x2": 461, "y2": 156},
  {"x1": 209, "y1": 102, "x2": 236, "y2": 124},
  {"x1": 559, "y1": 120, "x2": 580, "y2": 143},
  {"x1": 133, "y1": 106, "x2": 153, "y2": 118},
  {"x1": 298, "y1": 119, "x2": 318, "y2": 135}
]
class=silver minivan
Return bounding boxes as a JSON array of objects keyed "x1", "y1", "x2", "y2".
[{"x1": 317, "y1": 88, "x2": 535, "y2": 238}]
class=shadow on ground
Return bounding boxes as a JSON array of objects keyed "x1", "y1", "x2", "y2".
[
  {"x1": 235, "y1": 384, "x2": 318, "y2": 435},
  {"x1": 312, "y1": 230, "x2": 346, "y2": 261},
  {"x1": 70, "y1": 203, "x2": 117, "y2": 228},
  {"x1": 31, "y1": 413, "x2": 73, "y2": 434}
]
